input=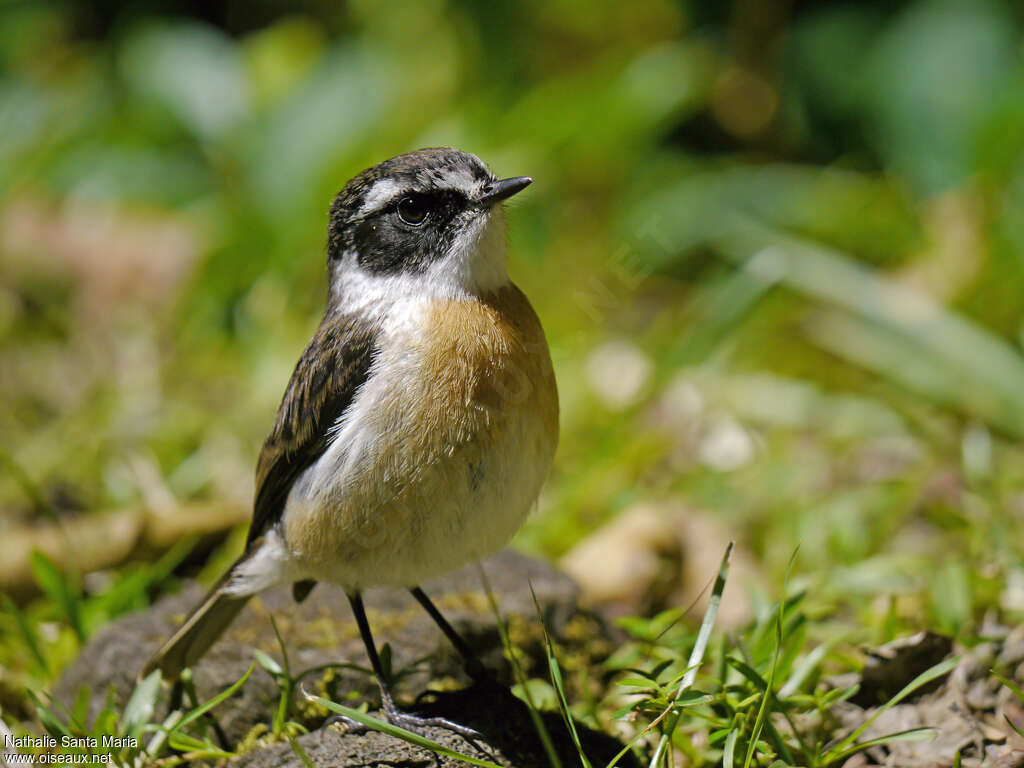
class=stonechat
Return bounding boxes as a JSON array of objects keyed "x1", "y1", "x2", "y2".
[{"x1": 144, "y1": 148, "x2": 559, "y2": 733}]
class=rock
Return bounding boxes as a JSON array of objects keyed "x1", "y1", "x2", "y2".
[
  {"x1": 850, "y1": 631, "x2": 953, "y2": 708},
  {"x1": 56, "y1": 549, "x2": 623, "y2": 762},
  {"x1": 560, "y1": 500, "x2": 759, "y2": 626},
  {"x1": 998, "y1": 626, "x2": 1024, "y2": 668},
  {"x1": 829, "y1": 633, "x2": 1024, "y2": 768},
  {"x1": 233, "y1": 683, "x2": 634, "y2": 768}
]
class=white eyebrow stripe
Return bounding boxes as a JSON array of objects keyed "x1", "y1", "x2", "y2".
[
  {"x1": 359, "y1": 178, "x2": 406, "y2": 215},
  {"x1": 438, "y1": 167, "x2": 483, "y2": 196}
]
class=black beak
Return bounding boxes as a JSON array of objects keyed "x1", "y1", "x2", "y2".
[{"x1": 477, "y1": 176, "x2": 533, "y2": 207}]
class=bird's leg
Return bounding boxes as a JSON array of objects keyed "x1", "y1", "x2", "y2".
[
  {"x1": 409, "y1": 586, "x2": 491, "y2": 684},
  {"x1": 328, "y1": 591, "x2": 480, "y2": 740}
]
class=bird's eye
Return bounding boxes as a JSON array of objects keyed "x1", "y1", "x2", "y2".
[{"x1": 397, "y1": 195, "x2": 429, "y2": 225}]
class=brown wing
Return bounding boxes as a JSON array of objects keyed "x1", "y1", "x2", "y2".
[{"x1": 248, "y1": 313, "x2": 378, "y2": 548}]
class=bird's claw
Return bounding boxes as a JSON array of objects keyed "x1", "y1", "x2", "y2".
[
  {"x1": 381, "y1": 706, "x2": 482, "y2": 741},
  {"x1": 322, "y1": 706, "x2": 481, "y2": 741}
]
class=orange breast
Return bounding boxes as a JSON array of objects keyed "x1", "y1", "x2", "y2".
[
  {"x1": 419, "y1": 285, "x2": 558, "y2": 445},
  {"x1": 282, "y1": 283, "x2": 558, "y2": 583}
]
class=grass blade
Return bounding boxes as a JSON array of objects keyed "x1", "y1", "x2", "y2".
[
  {"x1": 27, "y1": 690, "x2": 77, "y2": 741},
  {"x1": 31, "y1": 551, "x2": 84, "y2": 643},
  {"x1": 723, "y1": 729, "x2": 739, "y2": 768},
  {"x1": 829, "y1": 727, "x2": 936, "y2": 762},
  {"x1": 478, "y1": 564, "x2": 563, "y2": 768},
  {"x1": 743, "y1": 549, "x2": 797, "y2": 768},
  {"x1": 716, "y1": 224, "x2": 1024, "y2": 438},
  {"x1": 779, "y1": 641, "x2": 832, "y2": 699},
  {"x1": 648, "y1": 542, "x2": 732, "y2": 768},
  {"x1": 254, "y1": 649, "x2": 284, "y2": 677},
  {"x1": 167, "y1": 730, "x2": 234, "y2": 758},
  {"x1": 286, "y1": 734, "x2": 316, "y2": 768},
  {"x1": 142, "y1": 709, "x2": 182, "y2": 761},
  {"x1": 992, "y1": 670, "x2": 1024, "y2": 736},
  {"x1": 992, "y1": 669, "x2": 1024, "y2": 703},
  {"x1": 529, "y1": 582, "x2": 594, "y2": 768},
  {"x1": 121, "y1": 669, "x2": 162, "y2": 738},
  {"x1": 3, "y1": 594, "x2": 49, "y2": 675},
  {"x1": 823, "y1": 656, "x2": 958, "y2": 762},
  {"x1": 170, "y1": 661, "x2": 255, "y2": 734}
]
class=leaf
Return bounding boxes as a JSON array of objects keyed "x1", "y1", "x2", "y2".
[
  {"x1": 28, "y1": 690, "x2": 75, "y2": 741},
  {"x1": 140, "y1": 709, "x2": 183, "y2": 761},
  {"x1": 820, "y1": 684, "x2": 859, "y2": 707},
  {"x1": 510, "y1": 679, "x2": 559, "y2": 712},
  {"x1": 254, "y1": 649, "x2": 284, "y2": 678},
  {"x1": 270, "y1": 614, "x2": 291, "y2": 677},
  {"x1": 4, "y1": 594, "x2": 49, "y2": 674},
  {"x1": 727, "y1": 658, "x2": 769, "y2": 690},
  {"x1": 673, "y1": 690, "x2": 714, "y2": 707},
  {"x1": 31, "y1": 550, "x2": 84, "y2": 642},
  {"x1": 618, "y1": 677, "x2": 661, "y2": 691},
  {"x1": 121, "y1": 670, "x2": 162, "y2": 739},
  {"x1": 611, "y1": 700, "x2": 646, "y2": 720},
  {"x1": 167, "y1": 729, "x2": 233, "y2": 759},
  {"x1": 650, "y1": 659, "x2": 675, "y2": 683},
  {"x1": 860, "y1": 0, "x2": 1017, "y2": 193},
  {"x1": 779, "y1": 641, "x2": 834, "y2": 698},
  {"x1": 94, "y1": 708, "x2": 118, "y2": 741},
  {"x1": 72, "y1": 686, "x2": 91, "y2": 729},
  {"x1": 723, "y1": 729, "x2": 739, "y2": 768},
  {"x1": 621, "y1": 659, "x2": 673, "y2": 684}
]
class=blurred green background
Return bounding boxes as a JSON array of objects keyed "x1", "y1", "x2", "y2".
[{"x1": 3, "y1": 0, "x2": 1024, "y2": 702}]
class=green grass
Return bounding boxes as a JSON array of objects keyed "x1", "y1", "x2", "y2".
[
  {"x1": 15, "y1": 543, "x2": 974, "y2": 768},
  {"x1": 4, "y1": 0, "x2": 1024, "y2": 764}
]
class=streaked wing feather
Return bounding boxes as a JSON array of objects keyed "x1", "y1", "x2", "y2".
[{"x1": 248, "y1": 314, "x2": 377, "y2": 547}]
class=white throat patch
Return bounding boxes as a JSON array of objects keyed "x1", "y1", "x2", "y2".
[
  {"x1": 433, "y1": 205, "x2": 508, "y2": 294},
  {"x1": 331, "y1": 206, "x2": 509, "y2": 315}
]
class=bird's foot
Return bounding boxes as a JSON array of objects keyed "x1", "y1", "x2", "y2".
[
  {"x1": 323, "y1": 690, "x2": 481, "y2": 741},
  {"x1": 383, "y1": 705, "x2": 482, "y2": 740}
]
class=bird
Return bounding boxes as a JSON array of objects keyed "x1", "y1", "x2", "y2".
[{"x1": 143, "y1": 147, "x2": 559, "y2": 734}]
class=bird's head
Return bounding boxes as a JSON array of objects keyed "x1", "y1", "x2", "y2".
[{"x1": 326, "y1": 148, "x2": 531, "y2": 305}]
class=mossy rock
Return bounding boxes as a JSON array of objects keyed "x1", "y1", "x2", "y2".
[{"x1": 55, "y1": 550, "x2": 634, "y2": 766}]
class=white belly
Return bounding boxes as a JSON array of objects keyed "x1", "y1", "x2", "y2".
[{"x1": 276, "y1": 288, "x2": 558, "y2": 589}]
